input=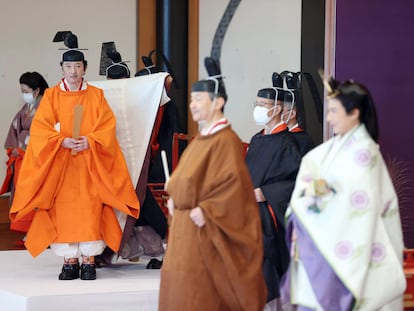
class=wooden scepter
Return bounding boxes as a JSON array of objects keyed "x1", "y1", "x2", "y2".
[{"x1": 71, "y1": 105, "x2": 83, "y2": 155}]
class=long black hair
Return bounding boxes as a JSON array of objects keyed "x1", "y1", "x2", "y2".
[
  {"x1": 19, "y1": 72, "x2": 49, "y2": 95},
  {"x1": 329, "y1": 79, "x2": 379, "y2": 142}
]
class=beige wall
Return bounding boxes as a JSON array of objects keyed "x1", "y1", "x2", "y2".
[
  {"x1": 0, "y1": 0, "x2": 137, "y2": 181},
  {"x1": 199, "y1": 0, "x2": 302, "y2": 142},
  {"x1": 0, "y1": 0, "x2": 303, "y2": 180}
]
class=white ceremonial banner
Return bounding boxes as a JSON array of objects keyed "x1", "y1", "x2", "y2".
[
  {"x1": 90, "y1": 72, "x2": 170, "y2": 229},
  {"x1": 90, "y1": 72, "x2": 170, "y2": 188}
]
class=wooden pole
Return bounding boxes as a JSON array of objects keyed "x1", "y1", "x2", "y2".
[{"x1": 71, "y1": 105, "x2": 83, "y2": 155}]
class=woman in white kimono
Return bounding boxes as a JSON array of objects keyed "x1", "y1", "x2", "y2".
[{"x1": 280, "y1": 78, "x2": 406, "y2": 310}]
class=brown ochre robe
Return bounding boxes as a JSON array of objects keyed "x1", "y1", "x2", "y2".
[
  {"x1": 10, "y1": 83, "x2": 140, "y2": 257},
  {"x1": 159, "y1": 126, "x2": 267, "y2": 311}
]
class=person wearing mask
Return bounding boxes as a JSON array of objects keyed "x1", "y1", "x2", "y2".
[
  {"x1": 280, "y1": 78, "x2": 406, "y2": 310},
  {"x1": 9, "y1": 34, "x2": 140, "y2": 281},
  {"x1": 280, "y1": 91, "x2": 315, "y2": 156},
  {"x1": 245, "y1": 88, "x2": 302, "y2": 310},
  {"x1": 158, "y1": 57, "x2": 267, "y2": 311},
  {"x1": 1, "y1": 72, "x2": 49, "y2": 233}
]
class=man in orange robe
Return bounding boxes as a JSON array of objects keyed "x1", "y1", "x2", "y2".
[{"x1": 9, "y1": 40, "x2": 139, "y2": 281}]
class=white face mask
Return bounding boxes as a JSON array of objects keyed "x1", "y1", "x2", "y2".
[
  {"x1": 22, "y1": 92, "x2": 34, "y2": 104},
  {"x1": 253, "y1": 105, "x2": 275, "y2": 125}
]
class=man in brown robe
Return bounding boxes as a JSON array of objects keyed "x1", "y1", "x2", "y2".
[{"x1": 159, "y1": 57, "x2": 266, "y2": 311}]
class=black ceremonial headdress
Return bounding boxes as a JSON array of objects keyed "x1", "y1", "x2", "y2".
[
  {"x1": 135, "y1": 52, "x2": 158, "y2": 76},
  {"x1": 271, "y1": 72, "x2": 295, "y2": 107},
  {"x1": 53, "y1": 31, "x2": 87, "y2": 62},
  {"x1": 135, "y1": 50, "x2": 178, "y2": 88},
  {"x1": 272, "y1": 70, "x2": 322, "y2": 129},
  {"x1": 99, "y1": 41, "x2": 130, "y2": 78},
  {"x1": 106, "y1": 52, "x2": 130, "y2": 79},
  {"x1": 192, "y1": 57, "x2": 227, "y2": 101},
  {"x1": 257, "y1": 88, "x2": 276, "y2": 100}
]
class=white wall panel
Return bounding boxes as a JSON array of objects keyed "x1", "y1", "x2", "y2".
[
  {"x1": 0, "y1": 0, "x2": 137, "y2": 181},
  {"x1": 199, "y1": 0, "x2": 301, "y2": 142}
]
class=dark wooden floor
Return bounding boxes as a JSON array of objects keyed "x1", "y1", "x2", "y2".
[{"x1": 0, "y1": 196, "x2": 25, "y2": 251}]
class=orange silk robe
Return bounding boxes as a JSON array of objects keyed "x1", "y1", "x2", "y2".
[
  {"x1": 10, "y1": 83, "x2": 140, "y2": 257},
  {"x1": 159, "y1": 127, "x2": 267, "y2": 311}
]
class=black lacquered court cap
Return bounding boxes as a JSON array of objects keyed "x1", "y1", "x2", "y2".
[{"x1": 191, "y1": 57, "x2": 227, "y2": 101}]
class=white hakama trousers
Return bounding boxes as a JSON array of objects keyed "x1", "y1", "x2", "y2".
[{"x1": 50, "y1": 240, "x2": 106, "y2": 259}]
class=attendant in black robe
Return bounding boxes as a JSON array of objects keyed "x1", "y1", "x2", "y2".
[
  {"x1": 246, "y1": 88, "x2": 301, "y2": 308},
  {"x1": 281, "y1": 92, "x2": 315, "y2": 156}
]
